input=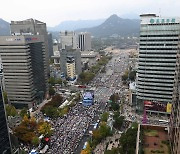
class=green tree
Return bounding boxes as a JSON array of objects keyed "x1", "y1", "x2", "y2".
[
  {"x1": 56, "y1": 78, "x2": 62, "y2": 84},
  {"x1": 110, "y1": 102, "x2": 120, "y2": 111},
  {"x1": 31, "y1": 136, "x2": 40, "y2": 146},
  {"x1": 6, "y1": 104, "x2": 17, "y2": 117},
  {"x1": 20, "y1": 108, "x2": 29, "y2": 118},
  {"x1": 101, "y1": 112, "x2": 109, "y2": 122},
  {"x1": 129, "y1": 70, "x2": 136, "y2": 81},
  {"x1": 3, "y1": 91, "x2": 8, "y2": 104},
  {"x1": 113, "y1": 116, "x2": 124, "y2": 130},
  {"x1": 99, "y1": 122, "x2": 111, "y2": 138},
  {"x1": 119, "y1": 122, "x2": 138, "y2": 154},
  {"x1": 49, "y1": 86, "x2": 55, "y2": 96},
  {"x1": 48, "y1": 77, "x2": 56, "y2": 86}
]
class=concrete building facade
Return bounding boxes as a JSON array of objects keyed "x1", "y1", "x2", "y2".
[
  {"x1": 10, "y1": 19, "x2": 49, "y2": 73},
  {"x1": 66, "y1": 56, "x2": 76, "y2": 81},
  {"x1": 60, "y1": 31, "x2": 78, "y2": 49},
  {"x1": 78, "y1": 32, "x2": 91, "y2": 51},
  {"x1": 137, "y1": 14, "x2": 180, "y2": 113},
  {"x1": 0, "y1": 35, "x2": 48, "y2": 109},
  {"x1": 60, "y1": 47, "x2": 81, "y2": 78}
]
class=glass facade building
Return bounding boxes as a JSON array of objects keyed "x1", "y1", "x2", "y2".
[{"x1": 0, "y1": 83, "x2": 11, "y2": 153}]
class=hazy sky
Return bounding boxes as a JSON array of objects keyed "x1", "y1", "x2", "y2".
[{"x1": 1, "y1": 0, "x2": 180, "y2": 26}]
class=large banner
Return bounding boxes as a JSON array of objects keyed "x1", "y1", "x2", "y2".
[{"x1": 144, "y1": 101, "x2": 172, "y2": 113}]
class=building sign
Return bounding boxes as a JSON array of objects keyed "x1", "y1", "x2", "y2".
[
  {"x1": 25, "y1": 37, "x2": 38, "y2": 41},
  {"x1": 144, "y1": 100, "x2": 171, "y2": 113},
  {"x1": 6, "y1": 38, "x2": 21, "y2": 41},
  {"x1": 150, "y1": 18, "x2": 176, "y2": 24}
]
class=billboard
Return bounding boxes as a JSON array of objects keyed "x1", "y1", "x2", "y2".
[{"x1": 144, "y1": 101, "x2": 172, "y2": 113}]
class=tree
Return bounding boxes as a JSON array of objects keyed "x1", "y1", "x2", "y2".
[
  {"x1": 92, "y1": 129, "x2": 101, "y2": 141},
  {"x1": 20, "y1": 108, "x2": 29, "y2": 118},
  {"x1": 48, "y1": 77, "x2": 55, "y2": 85},
  {"x1": 99, "y1": 122, "x2": 111, "y2": 138},
  {"x1": 113, "y1": 116, "x2": 124, "y2": 130},
  {"x1": 49, "y1": 86, "x2": 55, "y2": 96},
  {"x1": 101, "y1": 112, "x2": 109, "y2": 122},
  {"x1": 110, "y1": 102, "x2": 120, "y2": 111},
  {"x1": 6, "y1": 104, "x2": 17, "y2": 117},
  {"x1": 31, "y1": 136, "x2": 40, "y2": 146},
  {"x1": 121, "y1": 70, "x2": 129, "y2": 81},
  {"x1": 3, "y1": 91, "x2": 8, "y2": 104},
  {"x1": 109, "y1": 93, "x2": 119, "y2": 103},
  {"x1": 37, "y1": 121, "x2": 52, "y2": 136},
  {"x1": 119, "y1": 122, "x2": 138, "y2": 154},
  {"x1": 56, "y1": 78, "x2": 62, "y2": 85},
  {"x1": 129, "y1": 70, "x2": 136, "y2": 81},
  {"x1": 80, "y1": 150, "x2": 89, "y2": 154}
]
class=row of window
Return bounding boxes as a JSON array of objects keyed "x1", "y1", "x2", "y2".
[
  {"x1": 140, "y1": 35, "x2": 179, "y2": 37},
  {"x1": 140, "y1": 44, "x2": 177, "y2": 46},
  {"x1": 140, "y1": 48, "x2": 177, "y2": 50},
  {"x1": 140, "y1": 39, "x2": 179, "y2": 42}
]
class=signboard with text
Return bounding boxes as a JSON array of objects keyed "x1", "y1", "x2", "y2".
[{"x1": 144, "y1": 101, "x2": 172, "y2": 113}]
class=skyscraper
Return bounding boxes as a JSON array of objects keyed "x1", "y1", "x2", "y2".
[
  {"x1": 137, "y1": 14, "x2": 180, "y2": 113},
  {"x1": 0, "y1": 35, "x2": 48, "y2": 109},
  {"x1": 0, "y1": 64, "x2": 11, "y2": 154},
  {"x1": 169, "y1": 52, "x2": 180, "y2": 154},
  {"x1": 78, "y1": 32, "x2": 91, "y2": 51},
  {"x1": 48, "y1": 33, "x2": 53, "y2": 58},
  {"x1": 10, "y1": 19, "x2": 49, "y2": 73}
]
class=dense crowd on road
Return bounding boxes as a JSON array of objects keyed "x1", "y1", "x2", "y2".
[
  {"x1": 48, "y1": 102, "x2": 103, "y2": 154},
  {"x1": 47, "y1": 50, "x2": 130, "y2": 154}
]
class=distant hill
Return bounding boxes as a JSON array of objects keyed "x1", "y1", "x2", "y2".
[
  {"x1": 76, "y1": 14, "x2": 140, "y2": 37},
  {"x1": 0, "y1": 19, "x2": 10, "y2": 36},
  {"x1": 48, "y1": 19, "x2": 105, "y2": 32}
]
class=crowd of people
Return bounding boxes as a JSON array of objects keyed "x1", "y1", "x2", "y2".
[{"x1": 48, "y1": 102, "x2": 103, "y2": 154}]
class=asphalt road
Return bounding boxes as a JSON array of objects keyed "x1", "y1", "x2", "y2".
[{"x1": 75, "y1": 50, "x2": 130, "y2": 153}]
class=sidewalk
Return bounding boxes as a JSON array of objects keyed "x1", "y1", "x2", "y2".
[{"x1": 30, "y1": 98, "x2": 52, "y2": 117}]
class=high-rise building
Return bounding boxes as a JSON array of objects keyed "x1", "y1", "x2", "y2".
[
  {"x1": 10, "y1": 19, "x2": 49, "y2": 73},
  {"x1": 0, "y1": 66, "x2": 12, "y2": 154},
  {"x1": 66, "y1": 56, "x2": 76, "y2": 81},
  {"x1": 60, "y1": 31, "x2": 78, "y2": 49},
  {"x1": 137, "y1": 14, "x2": 180, "y2": 113},
  {"x1": 60, "y1": 46, "x2": 81, "y2": 79},
  {"x1": 0, "y1": 35, "x2": 48, "y2": 109},
  {"x1": 48, "y1": 33, "x2": 53, "y2": 58},
  {"x1": 78, "y1": 32, "x2": 91, "y2": 51},
  {"x1": 169, "y1": 52, "x2": 180, "y2": 154}
]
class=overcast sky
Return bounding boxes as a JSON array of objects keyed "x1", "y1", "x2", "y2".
[{"x1": 1, "y1": 0, "x2": 180, "y2": 26}]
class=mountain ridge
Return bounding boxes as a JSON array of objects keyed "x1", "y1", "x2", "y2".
[
  {"x1": 76, "y1": 14, "x2": 140, "y2": 37},
  {"x1": 48, "y1": 19, "x2": 105, "y2": 31}
]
